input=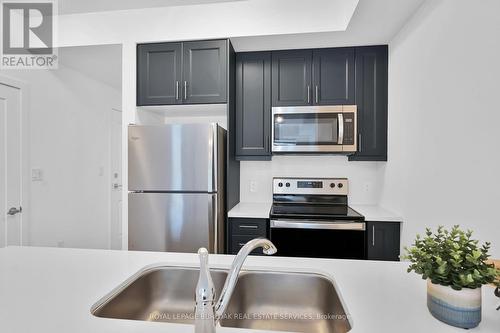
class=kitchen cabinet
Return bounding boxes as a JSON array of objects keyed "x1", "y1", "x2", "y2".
[
  {"x1": 228, "y1": 217, "x2": 268, "y2": 255},
  {"x1": 137, "y1": 39, "x2": 227, "y2": 106},
  {"x1": 137, "y1": 43, "x2": 182, "y2": 105},
  {"x1": 271, "y1": 48, "x2": 355, "y2": 107},
  {"x1": 349, "y1": 46, "x2": 388, "y2": 161},
  {"x1": 235, "y1": 52, "x2": 272, "y2": 160},
  {"x1": 271, "y1": 50, "x2": 312, "y2": 106},
  {"x1": 312, "y1": 48, "x2": 355, "y2": 105},
  {"x1": 366, "y1": 221, "x2": 400, "y2": 261},
  {"x1": 182, "y1": 40, "x2": 227, "y2": 104}
]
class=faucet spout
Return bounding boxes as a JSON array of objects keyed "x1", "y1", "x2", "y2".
[
  {"x1": 214, "y1": 238, "x2": 277, "y2": 321},
  {"x1": 194, "y1": 238, "x2": 276, "y2": 333}
]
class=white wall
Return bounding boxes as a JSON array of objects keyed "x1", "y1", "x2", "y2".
[
  {"x1": 241, "y1": 157, "x2": 384, "y2": 204},
  {"x1": 0, "y1": 53, "x2": 121, "y2": 249},
  {"x1": 381, "y1": 0, "x2": 500, "y2": 257}
]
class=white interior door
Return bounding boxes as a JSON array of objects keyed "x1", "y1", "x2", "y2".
[
  {"x1": 0, "y1": 83, "x2": 22, "y2": 247},
  {"x1": 110, "y1": 109, "x2": 122, "y2": 250}
]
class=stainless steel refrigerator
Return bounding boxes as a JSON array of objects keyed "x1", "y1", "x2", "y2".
[{"x1": 128, "y1": 123, "x2": 226, "y2": 253}]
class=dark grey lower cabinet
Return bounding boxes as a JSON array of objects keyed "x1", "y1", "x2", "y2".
[
  {"x1": 350, "y1": 46, "x2": 388, "y2": 161},
  {"x1": 228, "y1": 218, "x2": 268, "y2": 255},
  {"x1": 366, "y1": 221, "x2": 401, "y2": 261},
  {"x1": 235, "y1": 52, "x2": 272, "y2": 160}
]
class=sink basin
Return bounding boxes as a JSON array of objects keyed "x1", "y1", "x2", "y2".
[
  {"x1": 220, "y1": 271, "x2": 351, "y2": 333},
  {"x1": 92, "y1": 266, "x2": 351, "y2": 333},
  {"x1": 92, "y1": 266, "x2": 227, "y2": 324}
]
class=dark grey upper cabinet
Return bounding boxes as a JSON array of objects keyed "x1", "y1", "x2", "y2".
[
  {"x1": 272, "y1": 50, "x2": 312, "y2": 106},
  {"x1": 182, "y1": 40, "x2": 227, "y2": 104},
  {"x1": 312, "y1": 48, "x2": 355, "y2": 105},
  {"x1": 137, "y1": 43, "x2": 182, "y2": 105},
  {"x1": 350, "y1": 46, "x2": 388, "y2": 161},
  {"x1": 235, "y1": 52, "x2": 271, "y2": 160},
  {"x1": 367, "y1": 222, "x2": 401, "y2": 261},
  {"x1": 137, "y1": 40, "x2": 227, "y2": 106}
]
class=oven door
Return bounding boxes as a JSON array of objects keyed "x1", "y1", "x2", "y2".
[
  {"x1": 272, "y1": 106, "x2": 356, "y2": 153},
  {"x1": 270, "y1": 219, "x2": 366, "y2": 259}
]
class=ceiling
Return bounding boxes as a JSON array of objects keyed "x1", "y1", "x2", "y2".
[
  {"x1": 231, "y1": 0, "x2": 426, "y2": 51},
  {"x1": 58, "y1": 45, "x2": 122, "y2": 90},
  {"x1": 58, "y1": 0, "x2": 245, "y2": 15}
]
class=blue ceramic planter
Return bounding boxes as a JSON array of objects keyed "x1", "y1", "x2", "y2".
[{"x1": 427, "y1": 280, "x2": 481, "y2": 329}]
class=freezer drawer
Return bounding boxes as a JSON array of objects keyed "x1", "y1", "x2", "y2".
[
  {"x1": 128, "y1": 193, "x2": 222, "y2": 253},
  {"x1": 128, "y1": 124, "x2": 223, "y2": 192}
]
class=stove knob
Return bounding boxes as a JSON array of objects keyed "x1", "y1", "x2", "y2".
[
  {"x1": 338, "y1": 183, "x2": 344, "y2": 189},
  {"x1": 278, "y1": 182, "x2": 283, "y2": 187},
  {"x1": 330, "y1": 183, "x2": 335, "y2": 188},
  {"x1": 285, "y1": 182, "x2": 291, "y2": 187}
]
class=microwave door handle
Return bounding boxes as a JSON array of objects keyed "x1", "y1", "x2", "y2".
[{"x1": 337, "y1": 113, "x2": 344, "y2": 145}]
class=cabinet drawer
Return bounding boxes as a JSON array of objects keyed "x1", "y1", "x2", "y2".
[
  {"x1": 230, "y1": 218, "x2": 267, "y2": 236},
  {"x1": 231, "y1": 235, "x2": 265, "y2": 255}
]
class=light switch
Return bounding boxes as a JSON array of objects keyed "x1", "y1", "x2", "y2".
[{"x1": 31, "y1": 168, "x2": 43, "y2": 181}]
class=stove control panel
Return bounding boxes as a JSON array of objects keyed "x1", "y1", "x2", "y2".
[{"x1": 273, "y1": 178, "x2": 349, "y2": 195}]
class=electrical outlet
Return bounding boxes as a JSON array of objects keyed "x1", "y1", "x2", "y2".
[
  {"x1": 249, "y1": 181, "x2": 258, "y2": 193},
  {"x1": 31, "y1": 168, "x2": 43, "y2": 181},
  {"x1": 364, "y1": 182, "x2": 372, "y2": 193}
]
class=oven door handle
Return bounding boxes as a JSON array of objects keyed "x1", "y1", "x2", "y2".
[
  {"x1": 270, "y1": 219, "x2": 365, "y2": 231},
  {"x1": 337, "y1": 113, "x2": 344, "y2": 145}
]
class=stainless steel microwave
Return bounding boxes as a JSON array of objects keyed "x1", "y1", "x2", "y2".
[{"x1": 272, "y1": 105, "x2": 357, "y2": 153}]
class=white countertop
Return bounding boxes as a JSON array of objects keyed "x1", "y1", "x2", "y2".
[
  {"x1": 350, "y1": 204, "x2": 402, "y2": 222},
  {"x1": 1, "y1": 246, "x2": 498, "y2": 333},
  {"x1": 228, "y1": 202, "x2": 402, "y2": 222},
  {"x1": 228, "y1": 202, "x2": 271, "y2": 219}
]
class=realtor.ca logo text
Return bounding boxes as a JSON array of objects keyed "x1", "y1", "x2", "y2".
[{"x1": 1, "y1": 0, "x2": 58, "y2": 69}]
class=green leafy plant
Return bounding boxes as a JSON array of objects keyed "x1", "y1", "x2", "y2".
[{"x1": 404, "y1": 225, "x2": 500, "y2": 290}]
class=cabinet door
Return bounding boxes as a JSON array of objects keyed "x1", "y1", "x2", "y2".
[
  {"x1": 137, "y1": 43, "x2": 182, "y2": 106},
  {"x1": 182, "y1": 40, "x2": 227, "y2": 104},
  {"x1": 312, "y1": 48, "x2": 355, "y2": 105},
  {"x1": 235, "y1": 52, "x2": 271, "y2": 160},
  {"x1": 272, "y1": 50, "x2": 312, "y2": 106},
  {"x1": 228, "y1": 217, "x2": 268, "y2": 255},
  {"x1": 367, "y1": 222, "x2": 400, "y2": 261},
  {"x1": 349, "y1": 46, "x2": 388, "y2": 161}
]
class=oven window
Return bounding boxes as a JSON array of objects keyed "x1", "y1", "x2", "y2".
[
  {"x1": 270, "y1": 228, "x2": 366, "y2": 260},
  {"x1": 274, "y1": 113, "x2": 338, "y2": 145}
]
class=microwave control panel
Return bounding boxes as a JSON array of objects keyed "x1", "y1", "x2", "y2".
[{"x1": 343, "y1": 112, "x2": 355, "y2": 146}]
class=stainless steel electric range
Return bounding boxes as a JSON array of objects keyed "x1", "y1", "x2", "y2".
[{"x1": 269, "y1": 177, "x2": 366, "y2": 259}]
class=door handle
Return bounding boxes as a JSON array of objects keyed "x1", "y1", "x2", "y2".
[
  {"x1": 372, "y1": 225, "x2": 375, "y2": 246},
  {"x1": 7, "y1": 207, "x2": 22, "y2": 216},
  {"x1": 270, "y1": 219, "x2": 365, "y2": 231},
  {"x1": 337, "y1": 113, "x2": 344, "y2": 145}
]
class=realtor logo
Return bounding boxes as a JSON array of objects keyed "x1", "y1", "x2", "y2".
[{"x1": 1, "y1": 0, "x2": 58, "y2": 69}]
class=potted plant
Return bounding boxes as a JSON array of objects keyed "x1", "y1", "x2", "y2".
[{"x1": 404, "y1": 225, "x2": 500, "y2": 329}]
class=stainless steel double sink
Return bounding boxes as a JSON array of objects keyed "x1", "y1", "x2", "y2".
[{"x1": 92, "y1": 266, "x2": 351, "y2": 333}]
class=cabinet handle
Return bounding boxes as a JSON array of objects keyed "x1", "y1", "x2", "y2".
[
  {"x1": 175, "y1": 81, "x2": 179, "y2": 100},
  {"x1": 239, "y1": 225, "x2": 258, "y2": 229},
  {"x1": 372, "y1": 225, "x2": 375, "y2": 246},
  {"x1": 307, "y1": 85, "x2": 311, "y2": 104},
  {"x1": 358, "y1": 134, "x2": 362, "y2": 153},
  {"x1": 315, "y1": 85, "x2": 319, "y2": 104},
  {"x1": 184, "y1": 81, "x2": 188, "y2": 100}
]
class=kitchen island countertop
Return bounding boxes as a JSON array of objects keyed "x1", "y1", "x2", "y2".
[{"x1": 0, "y1": 246, "x2": 498, "y2": 333}]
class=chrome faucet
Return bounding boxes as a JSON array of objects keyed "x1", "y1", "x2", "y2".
[{"x1": 194, "y1": 238, "x2": 277, "y2": 333}]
